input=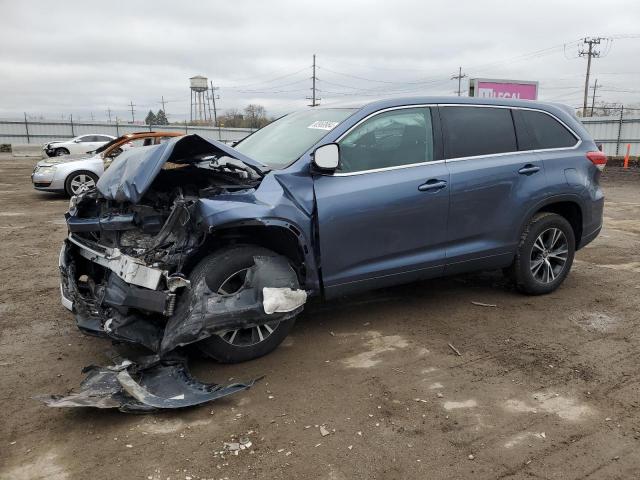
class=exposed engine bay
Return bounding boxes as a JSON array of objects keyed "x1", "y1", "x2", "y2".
[{"x1": 44, "y1": 135, "x2": 309, "y2": 412}]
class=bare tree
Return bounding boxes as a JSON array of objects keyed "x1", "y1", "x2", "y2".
[{"x1": 244, "y1": 104, "x2": 268, "y2": 129}]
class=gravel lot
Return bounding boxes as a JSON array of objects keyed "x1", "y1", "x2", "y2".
[{"x1": 1, "y1": 154, "x2": 639, "y2": 480}]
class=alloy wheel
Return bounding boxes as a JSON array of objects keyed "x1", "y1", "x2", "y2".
[
  {"x1": 69, "y1": 174, "x2": 96, "y2": 195},
  {"x1": 216, "y1": 268, "x2": 280, "y2": 347},
  {"x1": 530, "y1": 227, "x2": 569, "y2": 284}
]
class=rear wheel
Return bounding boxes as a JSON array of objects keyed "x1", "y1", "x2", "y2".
[
  {"x1": 192, "y1": 245, "x2": 297, "y2": 363},
  {"x1": 508, "y1": 212, "x2": 575, "y2": 295},
  {"x1": 64, "y1": 171, "x2": 98, "y2": 196}
]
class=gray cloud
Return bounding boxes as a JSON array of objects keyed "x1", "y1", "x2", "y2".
[{"x1": 1, "y1": 0, "x2": 639, "y2": 121}]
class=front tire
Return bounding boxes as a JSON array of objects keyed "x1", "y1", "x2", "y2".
[
  {"x1": 64, "y1": 171, "x2": 98, "y2": 197},
  {"x1": 55, "y1": 148, "x2": 70, "y2": 156},
  {"x1": 191, "y1": 245, "x2": 298, "y2": 363},
  {"x1": 509, "y1": 212, "x2": 575, "y2": 295}
]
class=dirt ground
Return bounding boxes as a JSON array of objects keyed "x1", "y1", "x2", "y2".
[{"x1": 1, "y1": 154, "x2": 639, "y2": 480}]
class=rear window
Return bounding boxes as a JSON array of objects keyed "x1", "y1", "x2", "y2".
[
  {"x1": 440, "y1": 106, "x2": 517, "y2": 159},
  {"x1": 515, "y1": 110, "x2": 578, "y2": 150}
]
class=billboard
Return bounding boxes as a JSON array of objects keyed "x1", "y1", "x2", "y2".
[{"x1": 469, "y1": 78, "x2": 538, "y2": 100}]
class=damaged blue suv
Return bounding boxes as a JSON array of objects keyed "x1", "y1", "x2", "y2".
[{"x1": 60, "y1": 97, "x2": 606, "y2": 364}]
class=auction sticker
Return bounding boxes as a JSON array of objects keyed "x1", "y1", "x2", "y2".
[{"x1": 308, "y1": 121, "x2": 339, "y2": 130}]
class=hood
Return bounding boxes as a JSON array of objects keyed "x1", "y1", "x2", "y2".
[
  {"x1": 38, "y1": 153, "x2": 95, "y2": 166},
  {"x1": 96, "y1": 134, "x2": 268, "y2": 204},
  {"x1": 46, "y1": 139, "x2": 69, "y2": 146}
]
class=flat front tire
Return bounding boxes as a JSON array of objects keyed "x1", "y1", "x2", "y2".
[
  {"x1": 509, "y1": 212, "x2": 576, "y2": 295},
  {"x1": 191, "y1": 245, "x2": 298, "y2": 363}
]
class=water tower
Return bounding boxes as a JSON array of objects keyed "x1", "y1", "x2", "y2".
[{"x1": 190, "y1": 75, "x2": 214, "y2": 124}]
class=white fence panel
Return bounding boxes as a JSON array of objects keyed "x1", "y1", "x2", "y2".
[{"x1": 0, "y1": 119, "x2": 255, "y2": 145}]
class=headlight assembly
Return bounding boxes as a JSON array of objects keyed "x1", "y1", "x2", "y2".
[{"x1": 36, "y1": 166, "x2": 56, "y2": 175}]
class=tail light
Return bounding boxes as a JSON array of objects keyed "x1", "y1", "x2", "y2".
[{"x1": 587, "y1": 151, "x2": 607, "y2": 171}]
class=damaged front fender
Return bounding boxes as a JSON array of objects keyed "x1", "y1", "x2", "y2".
[{"x1": 161, "y1": 255, "x2": 307, "y2": 354}]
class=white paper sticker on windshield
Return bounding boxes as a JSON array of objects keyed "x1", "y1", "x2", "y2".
[{"x1": 308, "y1": 121, "x2": 339, "y2": 131}]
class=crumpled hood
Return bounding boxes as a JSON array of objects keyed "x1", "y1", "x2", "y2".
[{"x1": 96, "y1": 134, "x2": 267, "y2": 204}]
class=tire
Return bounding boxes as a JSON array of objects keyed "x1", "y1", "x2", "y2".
[
  {"x1": 190, "y1": 245, "x2": 298, "y2": 363},
  {"x1": 64, "y1": 171, "x2": 98, "y2": 197},
  {"x1": 508, "y1": 212, "x2": 575, "y2": 295},
  {"x1": 55, "y1": 148, "x2": 70, "y2": 156}
]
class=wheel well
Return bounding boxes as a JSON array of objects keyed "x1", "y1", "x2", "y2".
[
  {"x1": 537, "y1": 201, "x2": 583, "y2": 246},
  {"x1": 187, "y1": 225, "x2": 307, "y2": 283}
]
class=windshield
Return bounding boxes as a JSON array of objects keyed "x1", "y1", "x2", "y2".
[
  {"x1": 234, "y1": 108, "x2": 357, "y2": 169},
  {"x1": 92, "y1": 136, "x2": 125, "y2": 154}
]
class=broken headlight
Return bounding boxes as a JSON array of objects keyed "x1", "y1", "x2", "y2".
[{"x1": 68, "y1": 194, "x2": 78, "y2": 211}]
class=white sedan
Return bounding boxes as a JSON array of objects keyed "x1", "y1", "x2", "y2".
[{"x1": 43, "y1": 134, "x2": 116, "y2": 157}]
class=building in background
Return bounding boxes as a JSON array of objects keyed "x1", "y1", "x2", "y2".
[{"x1": 469, "y1": 78, "x2": 538, "y2": 100}]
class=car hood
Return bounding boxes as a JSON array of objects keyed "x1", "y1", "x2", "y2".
[
  {"x1": 96, "y1": 134, "x2": 268, "y2": 204},
  {"x1": 37, "y1": 153, "x2": 98, "y2": 166}
]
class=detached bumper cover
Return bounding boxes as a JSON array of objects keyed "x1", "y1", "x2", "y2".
[{"x1": 36, "y1": 354, "x2": 259, "y2": 413}]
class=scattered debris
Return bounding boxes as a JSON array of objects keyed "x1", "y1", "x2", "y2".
[
  {"x1": 471, "y1": 301, "x2": 497, "y2": 307},
  {"x1": 320, "y1": 425, "x2": 330, "y2": 437},
  {"x1": 448, "y1": 343, "x2": 462, "y2": 356},
  {"x1": 437, "y1": 392, "x2": 444, "y2": 398},
  {"x1": 468, "y1": 454, "x2": 475, "y2": 460}
]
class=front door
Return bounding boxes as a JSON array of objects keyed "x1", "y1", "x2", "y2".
[{"x1": 313, "y1": 106, "x2": 450, "y2": 297}]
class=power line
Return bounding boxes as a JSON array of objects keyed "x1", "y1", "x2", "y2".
[
  {"x1": 579, "y1": 37, "x2": 606, "y2": 117},
  {"x1": 220, "y1": 66, "x2": 310, "y2": 90},
  {"x1": 451, "y1": 67, "x2": 467, "y2": 96}
]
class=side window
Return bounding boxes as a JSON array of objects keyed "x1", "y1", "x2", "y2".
[
  {"x1": 79, "y1": 135, "x2": 95, "y2": 142},
  {"x1": 337, "y1": 107, "x2": 434, "y2": 173},
  {"x1": 97, "y1": 135, "x2": 112, "y2": 142},
  {"x1": 515, "y1": 110, "x2": 578, "y2": 150},
  {"x1": 440, "y1": 106, "x2": 517, "y2": 158}
]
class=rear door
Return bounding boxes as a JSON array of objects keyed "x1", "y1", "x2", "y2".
[
  {"x1": 313, "y1": 106, "x2": 450, "y2": 297},
  {"x1": 440, "y1": 105, "x2": 548, "y2": 274}
]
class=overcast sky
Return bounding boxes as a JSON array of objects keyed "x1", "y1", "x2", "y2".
[{"x1": 1, "y1": 0, "x2": 639, "y2": 122}]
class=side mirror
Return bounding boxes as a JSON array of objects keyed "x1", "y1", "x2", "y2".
[{"x1": 312, "y1": 143, "x2": 339, "y2": 171}]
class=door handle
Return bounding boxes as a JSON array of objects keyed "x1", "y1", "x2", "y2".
[
  {"x1": 418, "y1": 179, "x2": 447, "y2": 192},
  {"x1": 518, "y1": 164, "x2": 540, "y2": 175}
]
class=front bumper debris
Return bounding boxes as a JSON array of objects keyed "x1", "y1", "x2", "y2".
[{"x1": 36, "y1": 354, "x2": 259, "y2": 413}]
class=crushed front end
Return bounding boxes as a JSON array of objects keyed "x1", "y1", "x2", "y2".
[
  {"x1": 59, "y1": 135, "x2": 307, "y2": 355},
  {"x1": 47, "y1": 135, "x2": 309, "y2": 412}
]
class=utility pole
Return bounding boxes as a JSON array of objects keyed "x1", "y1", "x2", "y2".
[
  {"x1": 160, "y1": 96, "x2": 166, "y2": 113},
  {"x1": 579, "y1": 37, "x2": 604, "y2": 117},
  {"x1": 307, "y1": 54, "x2": 320, "y2": 107},
  {"x1": 210, "y1": 81, "x2": 219, "y2": 126},
  {"x1": 106, "y1": 108, "x2": 112, "y2": 123},
  {"x1": 129, "y1": 101, "x2": 136, "y2": 124},
  {"x1": 589, "y1": 79, "x2": 600, "y2": 117},
  {"x1": 451, "y1": 66, "x2": 467, "y2": 96}
]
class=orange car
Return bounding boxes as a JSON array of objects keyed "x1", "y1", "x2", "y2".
[{"x1": 33, "y1": 131, "x2": 185, "y2": 196}]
